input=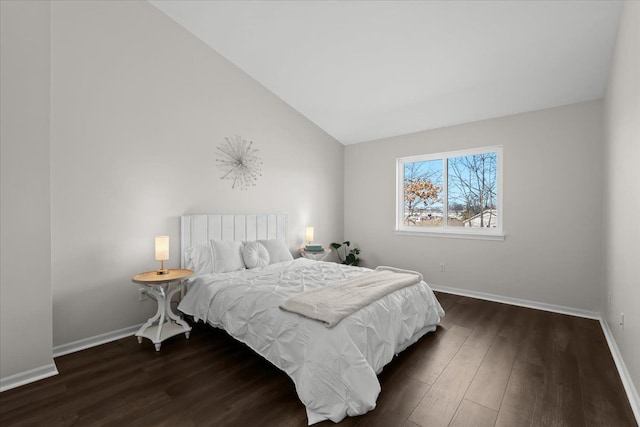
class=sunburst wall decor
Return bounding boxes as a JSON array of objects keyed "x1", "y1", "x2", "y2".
[{"x1": 216, "y1": 135, "x2": 262, "y2": 190}]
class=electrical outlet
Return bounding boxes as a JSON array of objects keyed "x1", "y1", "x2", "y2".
[
  {"x1": 620, "y1": 312, "x2": 624, "y2": 329},
  {"x1": 440, "y1": 263, "x2": 445, "y2": 272},
  {"x1": 139, "y1": 288, "x2": 148, "y2": 302}
]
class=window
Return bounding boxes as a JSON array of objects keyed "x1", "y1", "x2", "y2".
[{"x1": 396, "y1": 146, "x2": 504, "y2": 240}]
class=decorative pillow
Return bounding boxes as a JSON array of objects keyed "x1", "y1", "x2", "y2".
[
  {"x1": 184, "y1": 245, "x2": 214, "y2": 275},
  {"x1": 257, "y1": 239, "x2": 294, "y2": 264},
  {"x1": 210, "y1": 240, "x2": 245, "y2": 273},
  {"x1": 242, "y1": 241, "x2": 270, "y2": 269}
]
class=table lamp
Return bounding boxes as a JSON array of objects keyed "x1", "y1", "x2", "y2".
[
  {"x1": 305, "y1": 226, "x2": 314, "y2": 245},
  {"x1": 155, "y1": 236, "x2": 169, "y2": 275}
]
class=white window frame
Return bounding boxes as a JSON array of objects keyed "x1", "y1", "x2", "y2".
[{"x1": 395, "y1": 145, "x2": 504, "y2": 241}]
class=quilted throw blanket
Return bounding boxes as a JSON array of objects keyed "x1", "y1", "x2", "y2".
[{"x1": 280, "y1": 266, "x2": 422, "y2": 327}]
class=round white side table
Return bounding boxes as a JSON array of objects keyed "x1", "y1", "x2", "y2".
[{"x1": 132, "y1": 268, "x2": 193, "y2": 351}]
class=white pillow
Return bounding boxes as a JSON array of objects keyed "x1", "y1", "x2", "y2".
[
  {"x1": 242, "y1": 241, "x2": 270, "y2": 269},
  {"x1": 257, "y1": 239, "x2": 293, "y2": 264},
  {"x1": 210, "y1": 240, "x2": 245, "y2": 273},
  {"x1": 184, "y1": 245, "x2": 214, "y2": 275}
]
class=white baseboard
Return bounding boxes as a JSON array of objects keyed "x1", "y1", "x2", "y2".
[
  {"x1": 430, "y1": 284, "x2": 600, "y2": 319},
  {"x1": 1, "y1": 324, "x2": 143, "y2": 393},
  {"x1": 0, "y1": 363, "x2": 58, "y2": 393},
  {"x1": 53, "y1": 323, "x2": 143, "y2": 358},
  {"x1": 430, "y1": 284, "x2": 638, "y2": 425},
  {"x1": 599, "y1": 317, "x2": 640, "y2": 424}
]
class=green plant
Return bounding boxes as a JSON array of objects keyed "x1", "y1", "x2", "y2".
[{"x1": 330, "y1": 241, "x2": 361, "y2": 266}]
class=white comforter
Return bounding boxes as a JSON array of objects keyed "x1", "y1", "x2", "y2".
[{"x1": 178, "y1": 258, "x2": 444, "y2": 424}]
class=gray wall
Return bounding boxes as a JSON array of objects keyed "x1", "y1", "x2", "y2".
[
  {"x1": 603, "y1": 0, "x2": 640, "y2": 402},
  {"x1": 345, "y1": 100, "x2": 604, "y2": 312},
  {"x1": 47, "y1": 1, "x2": 342, "y2": 346},
  {"x1": 0, "y1": 1, "x2": 54, "y2": 378}
]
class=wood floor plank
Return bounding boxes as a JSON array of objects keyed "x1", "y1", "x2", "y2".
[
  {"x1": 407, "y1": 326, "x2": 494, "y2": 427},
  {"x1": 465, "y1": 334, "x2": 518, "y2": 410},
  {"x1": 495, "y1": 358, "x2": 545, "y2": 427},
  {"x1": 438, "y1": 297, "x2": 486, "y2": 330},
  {"x1": 538, "y1": 348, "x2": 586, "y2": 426},
  {"x1": 515, "y1": 310, "x2": 553, "y2": 368},
  {"x1": 0, "y1": 377, "x2": 69, "y2": 414},
  {"x1": 496, "y1": 303, "x2": 536, "y2": 340},
  {"x1": 449, "y1": 399, "x2": 498, "y2": 427},
  {"x1": 401, "y1": 324, "x2": 472, "y2": 386},
  {"x1": 76, "y1": 390, "x2": 173, "y2": 426},
  {"x1": 538, "y1": 313, "x2": 587, "y2": 426}
]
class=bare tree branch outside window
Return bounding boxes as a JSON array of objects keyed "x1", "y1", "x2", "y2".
[{"x1": 448, "y1": 153, "x2": 497, "y2": 227}]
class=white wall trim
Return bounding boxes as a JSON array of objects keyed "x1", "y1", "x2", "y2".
[
  {"x1": 0, "y1": 363, "x2": 58, "y2": 393},
  {"x1": 599, "y1": 317, "x2": 640, "y2": 424},
  {"x1": 431, "y1": 284, "x2": 638, "y2": 425},
  {"x1": 1, "y1": 323, "x2": 145, "y2": 392},
  {"x1": 430, "y1": 284, "x2": 600, "y2": 319},
  {"x1": 53, "y1": 323, "x2": 143, "y2": 358}
]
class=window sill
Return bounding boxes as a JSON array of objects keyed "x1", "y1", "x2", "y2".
[{"x1": 394, "y1": 229, "x2": 505, "y2": 241}]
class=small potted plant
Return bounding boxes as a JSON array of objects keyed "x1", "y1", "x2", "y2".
[{"x1": 330, "y1": 241, "x2": 361, "y2": 266}]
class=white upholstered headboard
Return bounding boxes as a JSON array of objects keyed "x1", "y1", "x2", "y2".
[{"x1": 180, "y1": 214, "x2": 288, "y2": 268}]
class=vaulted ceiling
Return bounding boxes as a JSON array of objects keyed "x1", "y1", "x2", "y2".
[{"x1": 149, "y1": 1, "x2": 623, "y2": 145}]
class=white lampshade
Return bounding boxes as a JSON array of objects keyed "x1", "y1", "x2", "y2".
[
  {"x1": 305, "y1": 226, "x2": 314, "y2": 244},
  {"x1": 155, "y1": 236, "x2": 169, "y2": 261}
]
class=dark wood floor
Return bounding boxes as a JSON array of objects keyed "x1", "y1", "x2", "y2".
[{"x1": 0, "y1": 292, "x2": 636, "y2": 427}]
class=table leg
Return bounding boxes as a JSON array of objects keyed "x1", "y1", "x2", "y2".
[
  {"x1": 153, "y1": 284, "x2": 167, "y2": 347},
  {"x1": 166, "y1": 282, "x2": 192, "y2": 336},
  {"x1": 135, "y1": 284, "x2": 164, "y2": 342}
]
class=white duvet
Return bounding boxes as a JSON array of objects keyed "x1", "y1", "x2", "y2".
[{"x1": 178, "y1": 258, "x2": 444, "y2": 424}]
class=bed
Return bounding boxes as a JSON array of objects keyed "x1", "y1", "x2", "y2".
[{"x1": 178, "y1": 214, "x2": 444, "y2": 424}]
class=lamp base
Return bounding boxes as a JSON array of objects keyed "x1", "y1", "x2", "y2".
[{"x1": 156, "y1": 259, "x2": 168, "y2": 275}]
